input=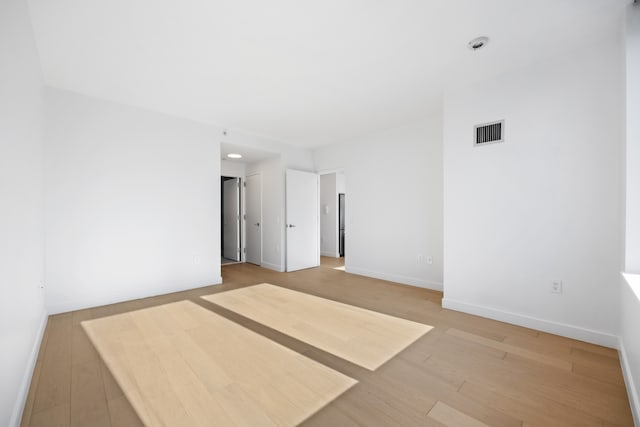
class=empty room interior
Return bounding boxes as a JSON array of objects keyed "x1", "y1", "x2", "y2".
[{"x1": 2, "y1": 0, "x2": 640, "y2": 426}]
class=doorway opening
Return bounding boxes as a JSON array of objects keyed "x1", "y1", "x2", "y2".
[
  {"x1": 221, "y1": 176, "x2": 241, "y2": 265},
  {"x1": 319, "y1": 171, "x2": 346, "y2": 261},
  {"x1": 244, "y1": 173, "x2": 262, "y2": 266},
  {"x1": 339, "y1": 193, "x2": 345, "y2": 258}
]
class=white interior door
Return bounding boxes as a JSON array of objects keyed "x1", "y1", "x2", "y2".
[
  {"x1": 286, "y1": 169, "x2": 319, "y2": 272},
  {"x1": 245, "y1": 174, "x2": 262, "y2": 265},
  {"x1": 222, "y1": 178, "x2": 240, "y2": 261}
]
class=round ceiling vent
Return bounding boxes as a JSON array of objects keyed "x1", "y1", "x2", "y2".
[{"x1": 468, "y1": 36, "x2": 489, "y2": 51}]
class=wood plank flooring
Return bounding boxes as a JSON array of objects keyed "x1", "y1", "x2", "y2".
[
  {"x1": 202, "y1": 283, "x2": 432, "y2": 370},
  {"x1": 82, "y1": 300, "x2": 356, "y2": 426},
  {"x1": 21, "y1": 257, "x2": 634, "y2": 426}
]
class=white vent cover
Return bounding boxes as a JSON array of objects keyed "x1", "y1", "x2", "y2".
[{"x1": 474, "y1": 120, "x2": 504, "y2": 146}]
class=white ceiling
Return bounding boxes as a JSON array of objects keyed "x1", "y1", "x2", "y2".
[
  {"x1": 28, "y1": 0, "x2": 628, "y2": 148},
  {"x1": 221, "y1": 141, "x2": 278, "y2": 164}
]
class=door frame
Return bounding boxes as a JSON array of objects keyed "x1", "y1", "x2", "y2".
[
  {"x1": 245, "y1": 172, "x2": 263, "y2": 266},
  {"x1": 221, "y1": 174, "x2": 246, "y2": 263},
  {"x1": 318, "y1": 169, "x2": 345, "y2": 261},
  {"x1": 339, "y1": 192, "x2": 345, "y2": 258},
  {"x1": 222, "y1": 177, "x2": 242, "y2": 261}
]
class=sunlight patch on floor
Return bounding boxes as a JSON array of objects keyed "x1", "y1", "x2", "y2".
[
  {"x1": 202, "y1": 283, "x2": 433, "y2": 370},
  {"x1": 82, "y1": 300, "x2": 356, "y2": 427}
]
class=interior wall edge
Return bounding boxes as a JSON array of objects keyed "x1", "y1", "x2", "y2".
[
  {"x1": 9, "y1": 308, "x2": 48, "y2": 427},
  {"x1": 442, "y1": 297, "x2": 619, "y2": 349},
  {"x1": 260, "y1": 261, "x2": 285, "y2": 273},
  {"x1": 620, "y1": 273, "x2": 640, "y2": 425},
  {"x1": 346, "y1": 266, "x2": 443, "y2": 292},
  {"x1": 45, "y1": 278, "x2": 222, "y2": 315},
  {"x1": 619, "y1": 337, "x2": 640, "y2": 427}
]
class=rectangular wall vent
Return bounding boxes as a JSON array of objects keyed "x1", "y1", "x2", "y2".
[{"x1": 474, "y1": 120, "x2": 504, "y2": 146}]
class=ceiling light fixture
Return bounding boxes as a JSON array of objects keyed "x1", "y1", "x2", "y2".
[
  {"x1": 227, "y1": 153, "x2": 242, "y2": 159},
  {"x1": 468, "y1": 36, "x2": 489, "y2": 51}
]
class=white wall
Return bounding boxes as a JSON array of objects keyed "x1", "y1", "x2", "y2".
[
  {"x1": 44, "y1": 88, "x2": 222, "y2": 313},
  {"x1": 223, "y1": 128, "x2": 314, "y2": 171},
  {"x1": 442, "y1": 36, "x2": 624, "y2": 347},
  {"x1": 626, "y1": 3, "x2": 640, "y2": 274},
  {"x1": 337, "y1": 172, "x2": 346, "y2": 194},
  {"x1": 314, "y1": 114, "x2": 444, "y2": 290},
  {"x1": 238, "y1": 133, "x2": 314, "y2": 272},
  {"x1": 221, "y1": 161, "x2": 246, "y2": 178},
  {"x1": 0, "y1": 0, "x2": 47, "y2": 425},
  {"x1": 320, "y1": 173, "x2": 339, "y2": 257},
  {"x1": 247, "y1": 157, "x2": 286, "y2": 271},
  {"x1": 221, "y1": 130, "x2": 315, "y2": 272},
  {"x1": 621, "y1": 275, "x2": 640, "y2": 425},
  {"x1": 621, "y1": 5, "x2": 640, "y2": 424}
]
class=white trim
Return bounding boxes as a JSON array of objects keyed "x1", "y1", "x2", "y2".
[
  {"x1": 619, "y1": 337, "x2": 640, "y2": 427},
  {"x1": 346, "y1": 266, "x2": 443, "y2": 291},
  {"x1": 316, "y1": 168, "x2": 345, "y2": 176},
  {"x1": 221, "y1": 174, "x2": 247, "y2": 264},
  {"x1": 10, "y1": 308, "x2": 48, "y2": 427},
  {"x1": 320, "y1": 251, "x2": 341, "y2": 258},
  {"x1": 623, "y1": 272, "x2": 640, "y2": 300},
  {"x1": 244, "y1": 172, "x2": 262, "y2": 267},
  {"x1": 317, "y1": 174, "x2": 321, "y2": 267},
  {"x1": 441, "y1": 297, "x2": 619, "y2": 348},
  {"x1": 241, "y1": 176, "x2": 246, "y2": 263},
  {"x1": 47, "y1": 278, "x2": 223, "y2": 315},
  {"x1": 261, "y1": 261, "x2": 284, "y2": 272}
]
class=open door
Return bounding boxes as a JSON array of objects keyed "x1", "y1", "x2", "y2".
[
  {"x1": 245, "y1": 174, "x2": 262, "y2": 265},
  {"x1": 339, "y1": 193, "x2": 345, "y2": 257},
  {"x1": 286, "y1": 169, "x2": 319, "y2": 271},
  {"x1": 222, "y1": 178, "x2": 241, "y2": 261}
]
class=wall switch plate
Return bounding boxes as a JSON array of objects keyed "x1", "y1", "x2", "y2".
[
  {"x1": 551, "y1": 280, "x2": 563, "y2": 294},
  {"x1": 427, "y1": 256, "x2": 433, "y2": 265}
]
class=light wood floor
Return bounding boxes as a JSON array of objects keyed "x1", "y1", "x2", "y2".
[
  {"x1": 82, "y1": 300, "x2": 356, "y2": 426},
  {"x1": 21, "y1": 257, "x2": 634, "y2": 426},
  {"x1": 202, "y1": 283, "x2": 432, "y2": 370}
]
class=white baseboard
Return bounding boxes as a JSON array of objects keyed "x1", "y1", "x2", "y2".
[
  {"x1": 10, "y1": 308, "x2": 48, "y2": 427},
  {"x1": 442, "y1": 297, "x2": 619, "y2": 348},
  {"x1": 346, "y1": 266, "x2": 443, "y2": 291},
  {"x1": 619, "y1": 337, "x2": 640, "y2": 427},
  {"x1": 320, "y1": 251, "x2": 340, "y2": 258},
  {"x1": 261, "y1": 261, "x2": 284, "y2": 272},
  {"x1": 47, "y1": 277, "x2": 223, "y2": 314}
]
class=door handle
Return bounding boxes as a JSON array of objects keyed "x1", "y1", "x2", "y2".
[
  {"x1": 287, "y1": 224, "x2": 296, "y2": 228},
  {"x1": 255, "y1": 222, "x2": 260, "y2": 227}
]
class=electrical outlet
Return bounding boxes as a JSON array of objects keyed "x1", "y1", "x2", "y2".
[
  {"x1": 427, "y1": 256, "x2": 433, "y2": 265},
  {"x1": 551, "y1": 280, "x2": 563, "y2": 294}
]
